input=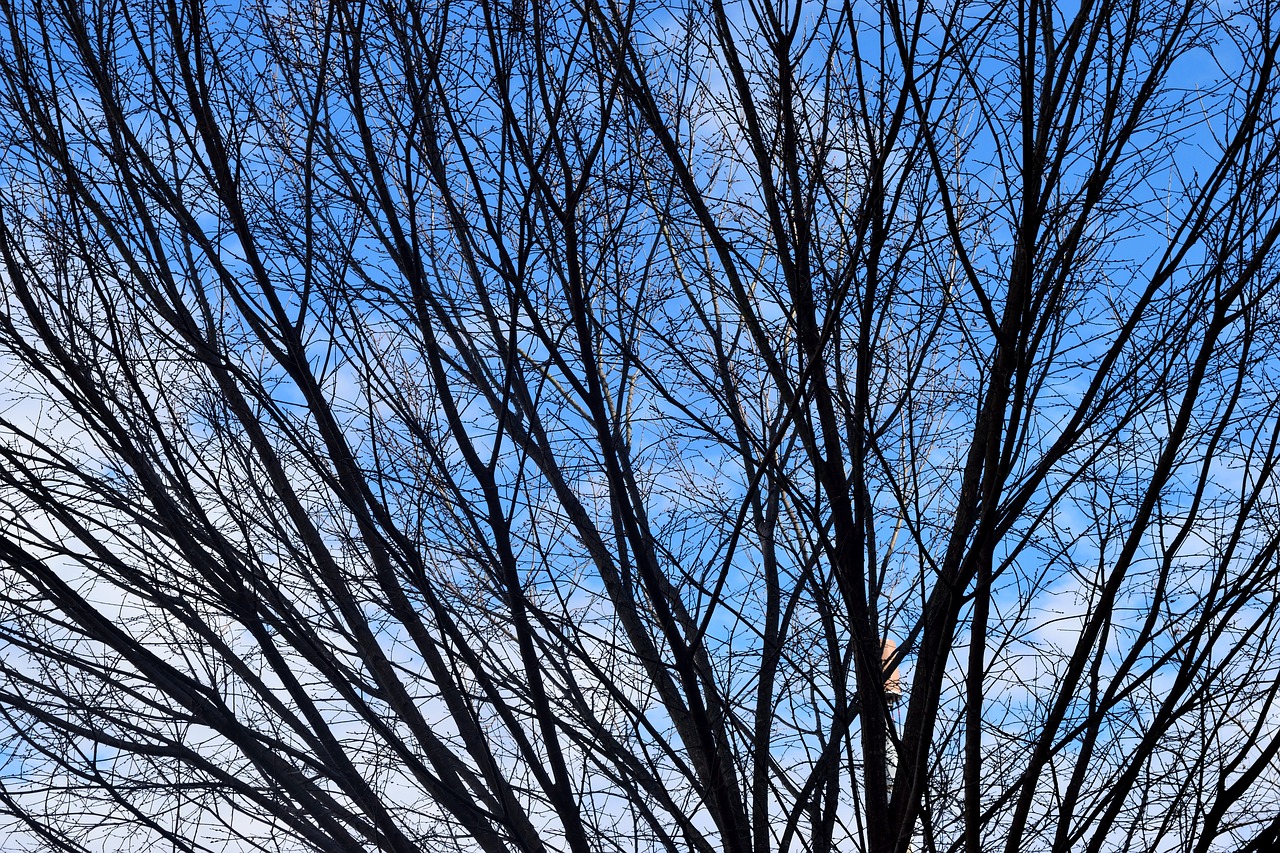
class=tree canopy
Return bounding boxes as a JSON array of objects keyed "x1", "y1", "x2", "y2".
[{"x1": 1, "y1": 0, "x2": 1280, "y2": 851}]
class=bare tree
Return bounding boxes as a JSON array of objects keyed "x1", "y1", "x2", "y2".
[{"x1": 0, "y1": 0, "x2": 1279, "y2": 851}]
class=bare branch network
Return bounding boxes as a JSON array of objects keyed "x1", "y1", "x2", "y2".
[{"x1": 0, "y1": 0, "x2": 1279, "y2": 851}]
